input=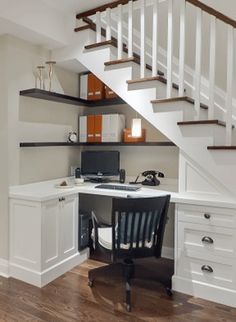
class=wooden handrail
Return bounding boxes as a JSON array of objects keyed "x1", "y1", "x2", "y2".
[
  {"x1": 77, "y1": 0, "x2": 236, "y2": 29},
  {"x1": 186, "y1": 0, "x2": 236, "y2": 28},
  {"x1": 76, "y1": 0, "x2": 137, "y2": 20}
]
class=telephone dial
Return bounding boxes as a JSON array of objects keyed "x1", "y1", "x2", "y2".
[{"x1": 130, "y1": 170, "x2": 164, "y2": 186}]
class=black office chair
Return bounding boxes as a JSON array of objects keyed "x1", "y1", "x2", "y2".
[{"x1": 88, "y1": 195, "x2": 171, "y2": 312}]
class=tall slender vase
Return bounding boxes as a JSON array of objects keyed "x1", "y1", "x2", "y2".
[{"x1": 46, "y1": 61, "x2": 56, "y2": 92}]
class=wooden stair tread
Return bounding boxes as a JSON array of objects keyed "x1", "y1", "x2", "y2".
[
  {"x1": 74, "y1": 25, "x2": 92, "y2": 32},
  {"x1": 85, "y1": 40, "x2": 117, "y2": 50},
  {"x1": 151, "y1": 96, "x2": 208, "y2": 109},
  {"x1": 177, "y1": 120, "x2": 227, "y2": 127},
  {"x1": 104, "y1": 57, "x2": 140, "y2": 66},
  {"x1": 207, "y1": 146, "x2": 236, "y2": 150},
  {"x1": 126, "y1": 76, "x2": 180, "y2": 90}
]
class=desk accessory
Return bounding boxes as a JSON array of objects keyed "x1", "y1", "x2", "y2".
[
  {"x1": 119, "y1": 169, "x2": 126, "y2": 183},
  {"x1": 130, "y1": 170, "x2": 164, "y2": 186}
]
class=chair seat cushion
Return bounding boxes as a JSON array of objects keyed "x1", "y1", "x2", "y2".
[{"x1": 92, "y1": 227, "x2": 153, "y2": 250}]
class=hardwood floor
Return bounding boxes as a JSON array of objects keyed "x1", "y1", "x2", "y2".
[{"x1": 0, "y1": 259, "x2": 236, "y2": 321}]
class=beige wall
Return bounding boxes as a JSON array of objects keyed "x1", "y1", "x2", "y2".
[{"x1": 0, "y1": 37, "x2": 9, "y2": 260}]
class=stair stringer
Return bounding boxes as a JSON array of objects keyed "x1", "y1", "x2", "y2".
[{"x1": 52, "y1": 30, "x2": 236, "y2": 199}]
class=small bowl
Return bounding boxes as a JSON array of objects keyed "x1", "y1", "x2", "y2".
[{"x1": 74, "y1": 178, "x2": 84, "y2": 185}]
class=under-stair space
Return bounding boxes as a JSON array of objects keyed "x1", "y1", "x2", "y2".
[{"x1": 53, "y1": 0, "x2": 236, "y2": 197}]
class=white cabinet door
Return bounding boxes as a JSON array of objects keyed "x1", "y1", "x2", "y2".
[
  {"x1": 59, "y1": 195, "x2": 78, "y2": 260},
  {"x1": 42, "y1": 198, "x2": 60, "y2": 270}
]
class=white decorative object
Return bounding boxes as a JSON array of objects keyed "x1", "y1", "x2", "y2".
[
  {"x1": 45, "y1": 61, "x2": 56, "y2": 92},
  {"x1": 131, "y1": 118, "x2": 142, "y2": 137}
]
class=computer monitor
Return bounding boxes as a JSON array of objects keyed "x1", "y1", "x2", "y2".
[{"x1": 81, "y1": 151, "x2": 120, "y2": 181}]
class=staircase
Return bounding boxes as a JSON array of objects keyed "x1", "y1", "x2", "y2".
[{"x1": 53, "y1": 0, "x2": 236, "y2": 198}]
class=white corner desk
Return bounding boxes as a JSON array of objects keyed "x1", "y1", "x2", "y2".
[{"x1": 9, "y1": 178, "x2": 236, "y2": 308}]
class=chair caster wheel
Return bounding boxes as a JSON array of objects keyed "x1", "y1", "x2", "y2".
[
  {"x1": 126, "y1": 304, "x2": 131, "y2": 312},
  {"x1": 88, "y1": 279, "x2": 94, "y2": 288},
  {"x1": 166, "y1": 287, "x2": 173, "y2": 297}
]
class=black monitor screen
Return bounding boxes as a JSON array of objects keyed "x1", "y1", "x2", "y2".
[{"x1": 81, "y1": 151, "x2": 120, "y2": 176}]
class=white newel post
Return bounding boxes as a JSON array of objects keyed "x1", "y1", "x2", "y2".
[
  {"x1": 178, "y1": 0, "x2": 186, "y2": 97},
  {"x1": 208, "y1": 15, "x2": 216, "y2": 120},
  {"x1": 117, "y1": 4, "x2": 123, "y2": 60},
  {"x1": 167, "y1": 0, "x2": 173, "y2": 98},
  {"x1": 140, "y1": 0, "x2": 146, "y2": 78},
  {"x1": 106, "y1": 8, "x2": 111, "y2": 41},
  {"x1": 225, "y1": 25, "x2": 234, "y2": 145},
  {"x1": 152, "y1": 0, "x2": 159, "y2": 77},
  {"x1": 194, "y1": 7, "x2": 202, "y2": 120},
  {"x1": 128, "y1": 0, "x2": 133, "y2": 58},
  {"x1": 96, "y1": 11, "x2": 102, "y2": 43}
]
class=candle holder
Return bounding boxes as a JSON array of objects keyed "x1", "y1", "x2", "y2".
[
  {"x1": 37, "y1": 65, "x2": 45, "y2": 90},
  {"x1": 46, "y1": 61, "x2": 56, "y2": 92}
]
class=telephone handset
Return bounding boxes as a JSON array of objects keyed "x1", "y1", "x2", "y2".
[{"x1": 130, "y1": 170, "x2": 164, "y2": 186}]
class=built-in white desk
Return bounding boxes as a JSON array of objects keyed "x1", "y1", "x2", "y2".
[{"x1": 9, "y1": 178, "x2": 236, "y2": 308}]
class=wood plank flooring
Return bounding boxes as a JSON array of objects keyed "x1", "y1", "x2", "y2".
[{"x1": 0, "y1": 259, "x2": 236, "y2": 321}]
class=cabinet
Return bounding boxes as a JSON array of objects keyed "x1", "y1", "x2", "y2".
[
  {"x1": 9, "y1": 194, "x2": 84, "y2": 287},
  {"x1": 173, "y1": 203, "x2": 236, "y2": 307}
]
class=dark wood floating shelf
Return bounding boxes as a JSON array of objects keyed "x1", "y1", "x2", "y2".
[
  {"x1": 20, "y1": 88, "x2": 125, "y2": 107},
  {"x1": 20, "y1": 142, "x2": 176, "y2": 148}
]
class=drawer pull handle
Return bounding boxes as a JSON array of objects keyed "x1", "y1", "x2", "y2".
[
  {"x1": 201, "y1": 265, "x2": 213, "y2": 273},
  {"x1": 204, "y1": 213, "x2": 211, "y2": 219},
  {"x1": 59, "y1": 197, "x2": 65, "y2": 202},
  {"x1": 202, "y1": 236, "x2": 214, "y2": 244}
]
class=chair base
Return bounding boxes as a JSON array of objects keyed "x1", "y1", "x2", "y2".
[{"x1": 88, "y1": 258, "x2": 173, "y2": 312}]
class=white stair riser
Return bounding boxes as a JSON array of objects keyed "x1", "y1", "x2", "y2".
[
  {"x1": 152, "y1": 101, "x2": 208, "y2": 121},
  {"x1": 127, "y1": 81, "x2": 178, "y2": 99}
]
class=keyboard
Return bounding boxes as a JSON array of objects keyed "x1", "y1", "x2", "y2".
[{"x1": 95, "y1": 184, "x2": 141, "y2": 192}]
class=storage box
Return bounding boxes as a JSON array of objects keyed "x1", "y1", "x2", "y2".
[
  {"x1": 123, "y1": 129, "x2": 146, "y2": 143},
  {"x1": 105, "y1": 86, "x2": 118, "y2": 99}
]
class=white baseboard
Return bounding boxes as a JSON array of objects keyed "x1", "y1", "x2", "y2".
[
  {"x1": 162, "y1": 247, "x2": 174, "y2": 260},
  {"x1": 0, "y1": 258, "x2": 9, "y2": 278},
  {"x1": 172, "y1": 275, "x2": 236, "y2": 308},
  {"x1": 10, "y1": 250, "x2": 88, "y2": 287}
]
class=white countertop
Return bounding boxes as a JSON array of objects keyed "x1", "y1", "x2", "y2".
[{"x1": 9, "y1": 177, "x2": 236, "y2": 209}]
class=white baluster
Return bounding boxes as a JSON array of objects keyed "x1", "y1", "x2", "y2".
[
  {"x1": 152, "y1": 0, "x2": 159, "y2": 77},
  {"x1": 225, "y1": 25, "x2": 234, "y2": 146},
  {"x1": 117, "y1": 4, "x2": 123, "y2": 60},
  {"x1": 140, "y1": 0, "x2": 146, "y2": 78},
  {"x1": 178, "y1": 0, "x2": 186, "y2": 97},
  {"x1": 167, "y1": 0, "x2": 173, "y2": 98},
  {"x1": 194, "y1": 8, "x2": 202, "y2": 120},
  {"x1": 128, "y1": 0, "x2": 133, "y2": 58},
  {"x1": 106, "y1": 8, "x2": 111, "y2": 41},
  {"x1": 208, "y1": 16, "x2": 216, "y2": 119},
  {"x1": 96, "y1": 11, "x2": 102, "y2": 43}
]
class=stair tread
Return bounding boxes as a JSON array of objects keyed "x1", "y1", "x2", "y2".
[
  {"x1": 208, "y1": 146, "x2": 236, "y2": 150},
  {"x1": 126, "y1": 76, "x2": 180, "y2": 90},
  {"x1": 104, "y1": 57, "x2": 140, "y2": 66},
  {"x1": 85, "y1": 40, "x2": 117, "y2": 50},
  {"x1": 151, "y1": 96, "x2": 208, "y2": 109},
  {"x1": 74, "y1": 25, "x2": 91, "y2": 32},
  {"x1": 177, "y1": 120, "x2": 227, "y2": 127}
]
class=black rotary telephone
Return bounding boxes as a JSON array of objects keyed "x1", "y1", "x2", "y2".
[{"x1": 130, "y1": 170, "x2": 164, "y2": 186}]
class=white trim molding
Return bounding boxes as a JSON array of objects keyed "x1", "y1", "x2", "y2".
[{"x1": 0, "y1": 258, "x2": 9, "y2": 278}]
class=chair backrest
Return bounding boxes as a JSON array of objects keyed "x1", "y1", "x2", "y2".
[{"x1": 111, "y1": 195, "x2": 170, "y2": 261}]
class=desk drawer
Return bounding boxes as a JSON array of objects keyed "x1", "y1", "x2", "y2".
[
  {"x1": 177, "y1": 250, "x2": 236, "y2": 290},
  {"x1": 178, "y1": 222, "x2": 236, "y2": 259},
  {"x1": 177, "y1": 204, "x2": 236, "y2": 228}
]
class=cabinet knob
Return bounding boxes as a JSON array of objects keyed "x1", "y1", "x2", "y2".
[
  {"x1": 59, "y1": 197, "x2": 65, "y2": 202},
  {"x1": 204, "y1": 213, "x2": 211, "y2": 219},
  {"x1": 202, "y1": 236, "x2": 214, "y2": 244},
  {"x1": 201, "y1": 265, "x2": 213, "y2": 273}
]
